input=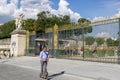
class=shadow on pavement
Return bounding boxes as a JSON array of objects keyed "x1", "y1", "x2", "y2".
[{"x1": 47, "y1": 71, "x2": 65, "y2": 80}]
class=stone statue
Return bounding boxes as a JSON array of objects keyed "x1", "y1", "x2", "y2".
[{"x1": 15, "y1": 13, "x2": 24, "y2": 30}]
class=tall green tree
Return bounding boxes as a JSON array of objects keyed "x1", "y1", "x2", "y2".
[
  {"x1": 74, "y1": 18, "x2": 92, "y2": 36},
  {"x1": 23, "y1": 18, "x2": 39, "y2": 31},
  {"x1": 114, "y1": 39, "x2": 119, "y2": 46},
  {"x1": 96, "y1": 38, "x2": 105, "y2": 46},
  {"x1": 37, "y1": 11, "x2": 71, "y2": 32},
  {"x1": 85, "y1": 36, "x2": 95, "y2": 46},
  {"x1": 62, "y1": 15, "x2": 70, "y2": 24},
  {"x1": 106, "y1": 38, "x2": 114, "y2": 46},
  {"x1": 0, "y1": 20, "x2": 15, "y2": 39}
]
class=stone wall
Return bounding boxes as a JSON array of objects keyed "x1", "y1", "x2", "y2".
[
  {"x1": 0, "y1": 38, "x2": 11, "y2": 58},
  {"x1": 0, "y1": 38, "x2": 11, "y2": 45}
]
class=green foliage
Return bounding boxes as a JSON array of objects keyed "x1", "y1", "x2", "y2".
[
  {"x1": 107, "y1": 50, "x2": 114, "y2": 56},
  {"x1": 106, "y1": 38, "x2": 114, "y2": 46},
  {"x1": 37, "y1": 11, "x2": 71, "y2": 32},
  {"x1": 23, "y1": 18, "x2": 39, "y2": 31},
  {"x1": 97, "y1": 50, "x2": 105, "y2": 57},
  {"x1": 74, "y1": 27, "x2": 92, "y2": 36},
  {"x1": 114, "y1": 39, "x2": 119, "y2": 46},
  {"x1": 106, "y1": 38, "x2": 118, "y2": 46},
  {"x1": 96, "y1": 38, "x2": 105, "y2": 46},
  {"x1": 83, "y1": 27, "x2": 92, "y2": 34},
  {"x1": 74, "y1": 18, "x2": 92, "y2": 36},
  {"x1": 78, "y1": 18, "x2": 91, "y2": 25},
  {"x1": 0, "y1": 20, "x2": 15, "y2": 39},
  {"x1": 85, "y1": 36, "x2": 95, "y2": 45},
  {"x1": 57, "y1": 50, "x2": 64, "y2": 55},
  {"x1": 85, "y1": 50, "x2": 92, "y2": 57},
  {"x1": 0, "y1": 11, "x2": 92, "y2": 39}
]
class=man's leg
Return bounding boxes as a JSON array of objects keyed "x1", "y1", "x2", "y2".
[
  {"x1": 44, "y1": 61, "x2": 48, "y2": 73},
  {"x1": 41, "y1": 61, "x2": 44, "y2": 74}
]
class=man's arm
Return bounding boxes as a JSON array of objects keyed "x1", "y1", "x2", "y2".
[{"x1": 40, "y1": 52, "x2": 43, "y2": 61}]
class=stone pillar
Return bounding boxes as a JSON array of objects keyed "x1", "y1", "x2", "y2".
[{"x1": 10, "y1": 30, "x2": 26, "y2": 57}]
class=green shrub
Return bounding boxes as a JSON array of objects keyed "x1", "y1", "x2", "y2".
[
  {"x1": 56, "y1": 50, "x2": 63, "y2": 55},
  {"x1": 97, "y1": 50, "x2": 105, "y2": 57},
  {"x1": 108, "y1": 50, "x2": 114, "y2": 56},
  {"x1": 84, "y1": 50, "x2": 92, "y2": 57}
]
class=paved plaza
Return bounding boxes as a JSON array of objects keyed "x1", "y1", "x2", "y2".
[{"x1": 0, "y1": 56, "x2": 120, "y2": 80}]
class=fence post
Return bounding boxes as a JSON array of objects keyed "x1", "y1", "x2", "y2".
[
  {"x1": 82, "y1": 28, "x2": 85, "y2": 59},
  {"x1": 118, "y1": 18, "x2": 120, "y2": 64},
  {"x1": 53, "y1": 24, "x2": 58, "y2": 58}
]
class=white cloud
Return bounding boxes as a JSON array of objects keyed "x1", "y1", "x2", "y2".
[
  {"x1": 111, "y1": 11, "x2": 120, "y2": 19},
  {"x1": 96, "y1": 32, "x2": 110, "y2": 38},
  {"x1": 15, "y1": 0, "x2": 51, "y2": 19},
  {"x1": 92, "y1": 11, "x2": 120, "y2": 22},
  {"x1": 0, "y1": 1, "x2": 16, "y2": 15},
  {"x1": 11, "y1": 0, "x2": 18, "y2": 5},
  {"x1": 58, "y1": 0, "x2": 69, "y2": 14},
  {"x1": 92, "y1": 17, "x2": 107, "y2": 22},
  {"x1": 20, "y1": 0, "x2": 81, "y2": 21},
  {"x1": 58, "y1": 0, "x2": 81, "y2": 21},
  {"x1": 0, "y1": 0, "x2": 81, "y2": 24},
  {"x1": 0, "y1": 0, "x2": 16, "y2": 24}
]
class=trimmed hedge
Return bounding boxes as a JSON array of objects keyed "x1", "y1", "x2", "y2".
[
  {"x1": 97, "y1": 50, "x2": 105, "y2": 57},
  {"x1": 108, "y1": 50, "x2": 114, "y2": 56},
  {"x1": 84, "y1": 50, "x2": 92, "y2": 57}
]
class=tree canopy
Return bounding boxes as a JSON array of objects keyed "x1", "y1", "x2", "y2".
[
  {"x1": 23, "y1": 18, "x2": 39, "y2": 31},
  {"x1": 96, "y1": 38, "x2": 105, "y2": 46},
  {"x1": 37, "y1": 11, "x2": 70, "y2": 32},
  {"x1": 74, "y1": 18, "x2": 92, "y2": 36},
  {"x1": 0, "y1": 11, "x2": 92, "y2": 39},
  {"x1": 0, "y1": 20, "x2": 15, "y2": 39},
  {"x1": 106, "y1": 38, "x2": 119, "y2": 46},
  {"x1": 85, "y1": 36, "x2": 95, "y2": 45}
]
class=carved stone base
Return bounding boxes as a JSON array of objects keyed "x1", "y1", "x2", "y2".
[
  {"x1": 10, "y1": 30, "x2": 26, "y2": 57},
  {"x1": 11, "y1": 29, "x2": 26, "y2": 35}
]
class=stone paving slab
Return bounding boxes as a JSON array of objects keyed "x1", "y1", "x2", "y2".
[
  {"x1": 1, "y1": 56, "x2": 120, "y2": 80},
  {"x1": 0, "y1": 63, "x2": 93, "y2": 80}
]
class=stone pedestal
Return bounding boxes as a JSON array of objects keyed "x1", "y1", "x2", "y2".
[{"x1": 10, "y1": 30, "x2": 26, "y2": 57}]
